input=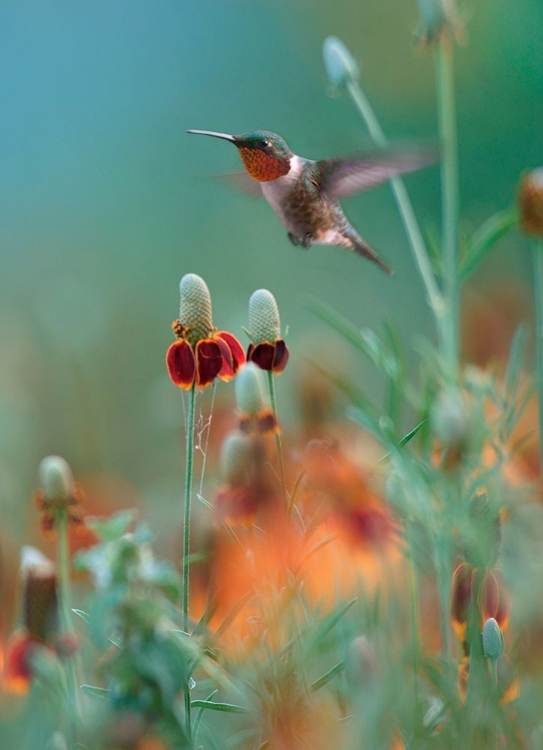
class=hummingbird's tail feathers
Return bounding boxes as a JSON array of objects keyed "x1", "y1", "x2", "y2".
[{"x1": 352, "y1": 239, "x2": 394, "y2": 275}]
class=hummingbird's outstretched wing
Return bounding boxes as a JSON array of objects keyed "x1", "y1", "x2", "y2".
[
  {"x1": 317, "y1": 148, "x2": 437, "y2": 200},
  {"x1": 212, "y1": 170, "x2": 263, "y2": 198}
]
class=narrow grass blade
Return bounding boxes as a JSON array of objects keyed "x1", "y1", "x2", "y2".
[
  {"x1": 311, "y1": 660, "x2": 346, "y2": 692},
  {"x1": 460, "y1": 207, "x2": 518, "y2": 280},
  {"x1": 190, "y1": 699, "x2": 249, "y2": 714}
]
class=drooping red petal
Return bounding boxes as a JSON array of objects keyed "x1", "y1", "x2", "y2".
[
  {"x1": 3, "y1": 630, "x2": 40, "y2": 693},
  {"x1": 195, "y1": 340, "x2": 223, "y2": 389},
  {"x1": 166, "y1": 340, "x2": 196, "y2": 389},
  {"x1": 450, "y1": 562, "x2": 473, "y2": 631},
  {"x1": 481, "y1": 569, "x2": 510, "y2": 631},
  {"x1": 272, "y1": 340, "x2": 289, "y2": 373},
  {"x1": 248, "y1": 342, "x2": 275, "y2": 370},
  {"x1": 216, "y1": 331, "x2": 246, "y2": 374},
  {"x1": 214, "y1": 335, "x2": 235, "y2": 381}
]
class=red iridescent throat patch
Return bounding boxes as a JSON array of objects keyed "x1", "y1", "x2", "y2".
[{"x1": 238, "y1": 147, "x2": 290, "y2": 181}]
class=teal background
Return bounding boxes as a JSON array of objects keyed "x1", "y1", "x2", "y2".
[{"x1": 0, "y1": 0, "x2": 542, "y2": 550}]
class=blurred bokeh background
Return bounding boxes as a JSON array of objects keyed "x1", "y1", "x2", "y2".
[{"x1": 0, "y1": 0, "x2": 542, "y2": 569}]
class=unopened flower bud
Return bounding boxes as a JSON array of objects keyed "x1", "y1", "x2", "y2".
[
  {"x1": 416, "y1": 0, "x2": 463, "y2": 47},
  {"x1": 178, "y1": 274, "x2": 213, "y2": 346},
  {"x1": 249, "y1": 289, "x2": 281, "y2": 343},
  {"x1": 431, "y1": 388, "x2": 469, "y2": 447},
  {"x1": 323, "y1": 37, "x2": 360, "y2": 89},
  {"x1": 519, "y1": 168, "x2": 543, "y2": 236},
  {"x1": 482, "y1": 617, "x2": 504, "y2": 659},
  {"x1": 235, "y1": 363, "x2": 268, "y2": 416},
  {"x1": 345, "y1": 636, "x2": 379, "y2": 690},
  {"x1": 38, "y1": 456, "x2": 75, "y2": 504}
]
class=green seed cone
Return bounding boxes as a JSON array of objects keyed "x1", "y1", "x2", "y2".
[
  {"x1": 235, "y1": 363, "x2": 268, "y2": 416},
  {"x1": 220, "y1": 431, "x2": 252, "y2": 485},
  {"x1": 482, "y1": 617, "x2": 504, "y2": 659},
  {"x1": 323, "y1": 37, "x2": 359, "y2": 89},
  {"x1": 249, "y1": 289, "x2": 281, "y2": 343},
  {"x1": 178, "y1": 273, "x2": 213, "y2": 346},
  {"x1": 38, "y1": 456, "x2": 75, "y2": 503}
]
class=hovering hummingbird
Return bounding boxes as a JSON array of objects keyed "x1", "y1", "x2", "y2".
[{"x1": 187, "y1": 129, "x2": 435, "y2": 274}]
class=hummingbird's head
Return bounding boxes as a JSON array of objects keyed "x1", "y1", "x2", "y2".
[{"x1": 187, "y1": 129, "x2": 293, "y2": 181}]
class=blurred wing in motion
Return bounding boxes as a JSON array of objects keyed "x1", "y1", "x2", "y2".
[
  {"x1": 212, "y1": 170, "x2": 263, "y2": 198},
  {"x1": 317, "y1": 147, "x2": 437, "y2": 200}
]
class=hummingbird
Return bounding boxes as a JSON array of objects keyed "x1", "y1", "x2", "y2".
[{"x1": 187, "y1": 129, "x2": 435, "y2": 274}]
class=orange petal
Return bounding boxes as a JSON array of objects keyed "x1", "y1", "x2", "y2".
[
  {"x1": 214, "y1": 335, "x2": 235, "y2": 381},
  {"x1": 3, "y1": 630, "x2": 40, "y2": 694},
  {"x1": 166, "y1": 340, "x2": 195, "y2": 389},
  {"x1": 216, "y1": 331, "x2": 246, "y2": 374}
]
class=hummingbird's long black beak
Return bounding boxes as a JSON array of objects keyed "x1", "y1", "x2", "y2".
[{"x1": 186, "y1": 129, "x2": 236, "y2": 143}]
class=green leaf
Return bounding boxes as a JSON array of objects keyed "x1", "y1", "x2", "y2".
[
  {"x1": 287, "y1": 470, "x2": 306, "y2": 518},
  {"x1": 504, "y1": 324, "x2": 529, "y2": 407},
  {"x1": 85, "y1": 509, "x2": 137, "y2": 541},
  {"x1": 193, "y1": 688, "x2": 218, "y2": 741},
  {"x1": 305, "y1": 598, "x2": 357, "y2": 655},
  {"x1": 311, "y1": 660, "x2": 346, "y2": 692},
  {"x1": 460, "y1": 207, "x2": 518, "y2": 280},
  {"x1": 190, "y1": 699, "x2": 249, "y2": 714},
  {"x1": 303, "y1": 295, "x2": 382, "y2": 363},
  {"x1": 80, "y1": 684, "x2": 112, "y2": 702},
  {"x1": 398, "y1": 419, "x2": 427, "y2": 448}
]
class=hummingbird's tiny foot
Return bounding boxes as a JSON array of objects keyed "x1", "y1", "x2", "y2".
[
  {"x1": 301, "y1": 233, "x2": 313, "y2": 248},
  {"x1": 288, "y1": 232, "x2": 300, "y2": 247}
]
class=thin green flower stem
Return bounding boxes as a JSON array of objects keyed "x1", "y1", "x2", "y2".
[
  {"x1": 56, "y1": 512, "x2": 79, "y2": 742},
  {"x1": 533, "y1": 241, "x2": 543, "y2": 470},
  {"x1": 435, "y1": 38, "x2": 460, "y2": 379},
  {"x1": 266, "y1": 370, "x2": 288, "y2": 508},
  {"x1": 346, "y1": 80, "x2": 444, "y2": 334},
  {"x1": 182, "y1": 383, "x2": 196, "y2": 742},
  {"x1": 490, "y1": 658, "x2": 498, "y2": 691}
]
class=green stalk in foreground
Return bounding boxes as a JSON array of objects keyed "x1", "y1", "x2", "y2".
[
  {"x1": 56, "y1": 512, "x2": 79, "y2": 738},
  {"x1": 37, "y1": 456, "x2": 81, "y2": 742},
  {"x1": 435, "y1": 38, "x2": 460, "y2": 379},
  {"x1": 345, "y1": 78, "x2": 443, "y2": 336},
  {"x1": 519, "y1": 170, "x2": 543, "y2": 475},
  {"x1": 182, "y1": 383, "x2": 196, "y2": 741},
  {"x1": 247, "y1": 288, "x2": 291, "y2": 508},
  {"x1": 267, "y1": 369, "x2": 288, "y2": 506}
]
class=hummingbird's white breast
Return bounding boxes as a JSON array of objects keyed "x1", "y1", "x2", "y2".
[{"x1": 260, "y1": 155, "x2": 305, "y2": 227}]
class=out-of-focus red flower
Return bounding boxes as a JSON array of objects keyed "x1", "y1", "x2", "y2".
[
  {"x1": 34, "y1": 456, "x2": 85, "y2": 538},
  {"x1": 3, "y1": 548, "x2": 65, "y2": 694},
  {"x1": 303, "y1": 439, "x2": 396, "y2": 549},
  {"x1": 3, "y1": 630, "x2": 45, "y2": 694},
  {"x1": 450, "y1": 562, "x2": 510, "y2": 646}
]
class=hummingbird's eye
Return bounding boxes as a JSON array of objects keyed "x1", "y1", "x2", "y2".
[{"x1": 258, "y1": 139, "x2": 270, "y2": 149}]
